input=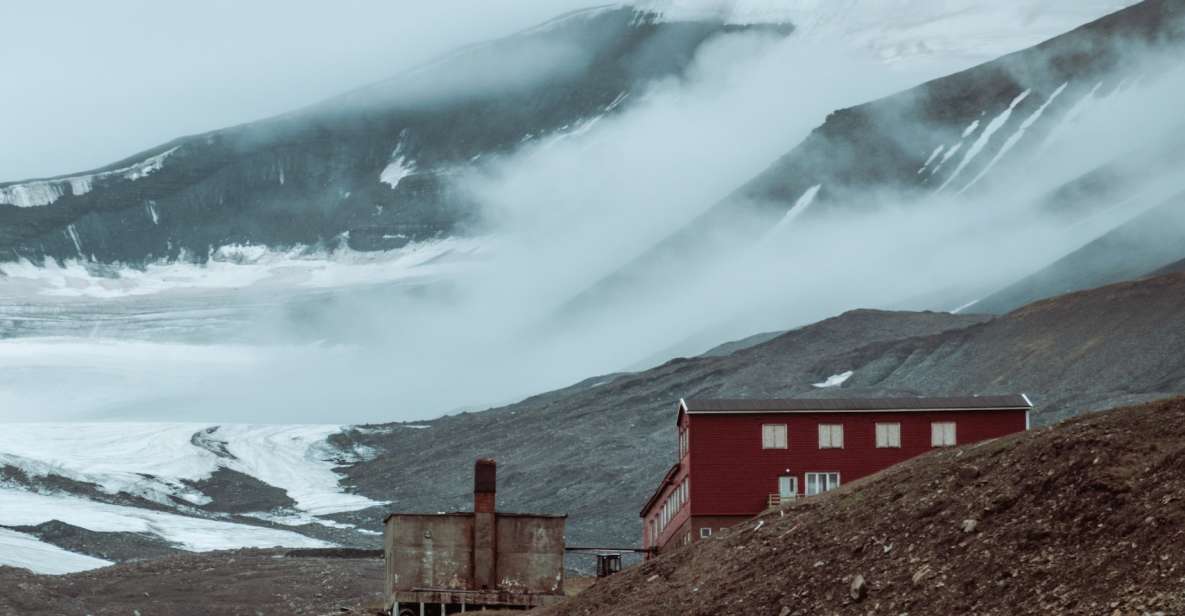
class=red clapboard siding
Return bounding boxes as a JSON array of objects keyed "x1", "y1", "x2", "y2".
[{"x1": 687, "y1": 409, "x2": 1027, "y2": 516}]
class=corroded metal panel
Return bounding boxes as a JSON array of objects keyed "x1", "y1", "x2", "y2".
[
  {"x1": 494, "y1": 515, "x2": 566, "y2": 595},
  {"x1": 385, "y1": 514, "x2": 474, "y2": 593}
]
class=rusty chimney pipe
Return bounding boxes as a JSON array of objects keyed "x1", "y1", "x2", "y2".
[{"x1": 473, "y1": 459, "x2": 497, "y2": 590}]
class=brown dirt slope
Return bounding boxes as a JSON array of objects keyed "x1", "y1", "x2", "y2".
[
  {"x1": 0, "y1": 549, "x2": 384, "y2": 616},
  {"x1": 543, "y1": 397, "x2": 1185, "y2": 616}
]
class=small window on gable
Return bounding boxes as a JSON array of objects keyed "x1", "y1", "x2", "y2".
[
  {"x1": 699, "y1": 527, "x2": 712, "y2": 538},
  {"x1": 762, "y1": 424, "x2": 788, "y2": 449},
  {"x1": 931, "y1": 421, "x2": 956, "y2": 447},
  {"x1": 875, "y1": 422, "x2": 901, "y2": 448},
  {"x1": 818, "y1": 424, "x2": 844, "y2": 449}
]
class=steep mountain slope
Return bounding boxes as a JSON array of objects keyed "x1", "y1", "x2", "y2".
[
  {"x1": 338, "y1": 272, "x2": 1185, "y2": 549},
  {"x1": 564, "y1": 0, "x2": 1185, "y2": 321},
  {"x1": 971, "y1": 190, "x2": 1185, "y2": 313},
  {"x1": 0, "y1": 8, "x2": 789, "y2": 264},
  {"x1": 541, "y1": 396, "x2": 1185, "y2": 616}
]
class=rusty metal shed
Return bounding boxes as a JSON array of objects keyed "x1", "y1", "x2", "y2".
[{"x1": 383, "y1": 459, "x2": 567, "y2": 614}]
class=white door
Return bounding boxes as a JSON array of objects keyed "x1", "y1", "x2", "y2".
[{"x1": 778, "y1": 475, "x2": 798, "y2": 497}]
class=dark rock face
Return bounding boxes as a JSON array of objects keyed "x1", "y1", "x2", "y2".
[
  {"x1": 0, "y1": 10, "x2": 791, "y2": 266},
  {"x1": 184, "y1": 467, "x2": 296, "y2": 514}
]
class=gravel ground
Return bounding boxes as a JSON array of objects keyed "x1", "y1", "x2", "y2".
[{"x1": 0, "y1": 549, "x2": 385, "y2": 616}]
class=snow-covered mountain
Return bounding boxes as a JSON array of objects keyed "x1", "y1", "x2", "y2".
[
  {"x1": 1, "y1": 7, "x2": 790, "y2": 266},
  {"x1": 0, "y1": 2, "x2": 1136, "y2": 272}
]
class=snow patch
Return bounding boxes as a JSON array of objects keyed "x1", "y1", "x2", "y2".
[
  {"x1": 769, "y1": 184, "x2": 822, "y2": 235},
  {"x1": 960, "y1": 82, "x2": 1068, "y2": 193},
  {"x1": 938, "y1": 89, "x2": 1031, "y2": 192},
  {"x1": 813, "y1": 370, "x2": 853, "y2": 388},
  {"x1": 0, "y1": 528, "x2": 112, "y2": 575},
  {"x1": 0, "y1": 488, "x2": 331, "y2": 557},
  {"x1": 380, "y1": 143, "x2": 415, "y2": 189},
  {"x1": 929, "y1": 141, "x2": 962, "y2": 176},
  {"x1": 918, "y1": 144, "x2": 945, "y2": 174},
  {"x1": 1039, "y1": 81, "x2": 1104, "y2": 153},
  {"x1": 951, "y1": 298, "x2": 980, "y2": 314},
  {"x1": 961, "y1": 119, "x2": 981, "y2": 138},
  {"x1": 0, "y1": 147, "x2": 178, "y2": 208},
  {"x1": 65, "y1": 224, "x2": 83, "y2": 257},
  {"x1": 243, "y1": 510, "x2": 356, "y2": 530}
]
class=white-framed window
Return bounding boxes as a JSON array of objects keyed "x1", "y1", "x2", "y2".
[
  {"x1": 762, "y1": 424, "x2": 788, "y2": 449},
  {"x1": 678, "y1": 429, "x2": 689, "y2": 458},
  {"x1": 805, "y1": 472, "x2": 840, "y2": 496},
  {"x1": 699, "y1": 527, "x2": 712, "y2": 538},
  {"x1": 931, "y1": 421, "x2": 957, "y2": 447},
  {"x1": 875, "y1": 422, "x2": 901, "y2": 448},
  {"x1": 818, "y1": 424, "x2": 844, "y2": 449}
]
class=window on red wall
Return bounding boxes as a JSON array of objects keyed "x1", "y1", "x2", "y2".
[
  {"x1": 762, "y1": 424, "x2": 788, "y2": 449},
  {"x1": 931, "y1": 421, "x2": 957, "y2": 447},
  {"x1": 818, "y1": 424, "x2": 844, "y2": 449},
  {"x1": 875, "y1": 422, "x2": 901, "y2": 448}
]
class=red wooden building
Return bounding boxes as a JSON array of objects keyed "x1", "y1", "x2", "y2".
[{"x1": 640, "y1": 395, "x2": 1032, "y2": 554}]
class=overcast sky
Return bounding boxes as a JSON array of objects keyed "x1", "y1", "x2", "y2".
[{"x1": 0, "y1": 0, "x2": 593, "y2": 182}]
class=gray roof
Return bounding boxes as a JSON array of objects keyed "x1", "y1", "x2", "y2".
[{"x1": 681, "y1": 394, "x2": 1031, "y2": 414}]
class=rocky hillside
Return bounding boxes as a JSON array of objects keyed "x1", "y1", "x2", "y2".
[
  {"x1": 336, "y1": 271, "x2": 1185, "y2": 549},
  {"x1": 0, "y1": 8, "x2": 788, "y2": 264},
  {"x1": 540, "y1": 396, "x2": 1185, "y2": 616}
]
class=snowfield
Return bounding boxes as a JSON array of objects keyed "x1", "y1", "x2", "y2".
[
  {"x1": 0, "y1": 422, "x2": 379, "y2": 573},
  {"x1": 645, "y1": 0, "x2": 1138, "y2": 71},
  {"x1": 0, "y1": 489, "x2": 333, "y2": 554},
  {"x1": 0, "y1": 423, "x2": 381, "y2": 516},
  {"x1": 0, "y1": 238, "x2": 483, "y2": 299}
]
